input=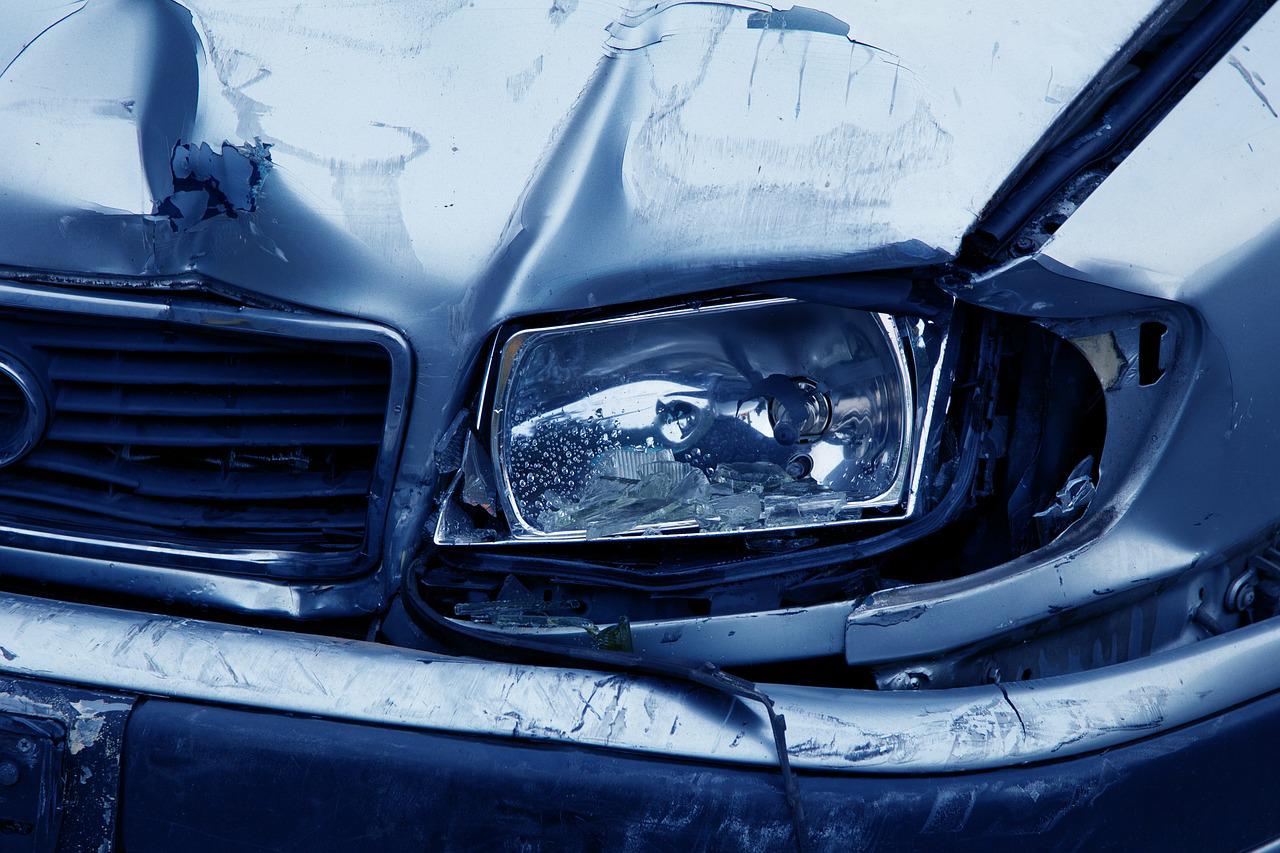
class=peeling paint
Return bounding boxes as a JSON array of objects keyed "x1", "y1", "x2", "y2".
[
  {"x1": 69, "y1": 699, "x2": 132, "y2": 755},
  {"x1": 746, "y1": 6, "x2": 853, "y2": 39},
  {"x1": 159, "y1": 139, "x2": 272, "y2": 230},
  {"x1": 858, "y1": 604, "x2": 928, "y2": 627},
  {"x1": 1071, "y1": 332, "x2": 1127, "y2": 390},
  {"x1": 1228, "y1": 54, "x2": 1277, "y2": 117}
]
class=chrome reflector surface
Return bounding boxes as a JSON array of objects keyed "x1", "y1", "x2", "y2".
[{"x1": 492, "y1": 300, "x2": 913, "y2": 539}]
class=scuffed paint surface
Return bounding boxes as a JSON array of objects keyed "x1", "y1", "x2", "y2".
[
  {"x1": 0, "y1": 590, "x2": 1232, "y2": 776},
  {"x1": 0, "y1": 677, "x2": 133, "y2": 852},
  {"x1": 69, "y1": 698, "x2": 133, "y2": 755}
]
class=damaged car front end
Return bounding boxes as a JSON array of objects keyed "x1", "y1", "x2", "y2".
[{"x1": 0, "y1": 0, "x2": 1278, "y2": 848}]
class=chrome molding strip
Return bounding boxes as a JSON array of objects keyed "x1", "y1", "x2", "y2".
[
  {"x1": 0, "y1": 589, "x2": 1274, "y2": 773},
  {"x1": 0, "y1": 278, "x2": 413, "y2": 592},
  {"x1": 0, "y1": 547, "x2": 387, "y2": 619}
]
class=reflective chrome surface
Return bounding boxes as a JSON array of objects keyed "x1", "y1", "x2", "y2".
[
  {"x1": 0, "y1": 278, "x2": 411, "y2": 615},
  {"x1": 0, "y1": 354, "x2": 49, "y2": 469},
  {"x1": 490, "y1": 300, "x2": 913, "y2": 540}
]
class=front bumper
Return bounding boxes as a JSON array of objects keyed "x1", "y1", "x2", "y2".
[
  {"x1": 0, "y1": 587, "x2": 1275, "y2": 851},
  {"x1": 116, "y1": 692, "x2": 1280, "y2": 852},
  {"x1": 1, "y1": 589, "x2": 1279, "y2": 851},
  {"x1": 0, "y1": 590, "x2": 1273, "y2": 775}
]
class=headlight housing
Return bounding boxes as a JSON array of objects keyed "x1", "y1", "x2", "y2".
[{"x1": 436, "y1": 296, "x2": 953, "y2": 544}]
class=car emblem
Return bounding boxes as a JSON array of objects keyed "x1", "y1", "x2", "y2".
[{"x1": 0, "y1": 356, "x2": 48, "y2": 469}]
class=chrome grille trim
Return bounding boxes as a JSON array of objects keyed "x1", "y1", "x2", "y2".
[{"x1": 0, "y1": 278, "x2": 412, "y2": 583}]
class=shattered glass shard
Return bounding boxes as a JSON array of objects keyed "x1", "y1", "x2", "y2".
[
  {"x1": 706, "y1": 491, "x2": 764, "y2": 530},
  {"x1": 533, "y1": 449, "x2": 859, "y2": 536},
  {"x1": 761, "y1": 491, "x2": 848, "y2": 525},
  {"x1": 459, "y1": 434, "x2": 499, "y2": 516},
  {"x1": 536, "y1": 447, "x2": 717, "y2": 537},
  {"x1": 712, "y1": 461, "x2": 792, "y2": 493},
  {"x1": 453, "y1": 575, "x2": 589, "y2": 627}
]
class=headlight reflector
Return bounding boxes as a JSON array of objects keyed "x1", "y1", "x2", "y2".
[{"x1": 490, "y1": 299, "x2": 915, "y2": 540}]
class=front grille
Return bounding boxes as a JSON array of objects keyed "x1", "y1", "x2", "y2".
[{"x1": 0, "y1": 296, "x2": 407, "y2": 578}]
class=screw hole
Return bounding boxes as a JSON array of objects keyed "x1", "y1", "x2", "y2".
[{"x1": 1139, "y1": 321, "x2": 1167, "y2": 386}]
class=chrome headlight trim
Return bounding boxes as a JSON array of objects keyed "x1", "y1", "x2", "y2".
[{"x1": 439, "y1": 295, "x2": 954, "y2": 545}]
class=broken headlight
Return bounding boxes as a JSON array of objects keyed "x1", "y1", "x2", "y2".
[{"x1": 438, "y1": 297, "x2": 953, "y2": 543}]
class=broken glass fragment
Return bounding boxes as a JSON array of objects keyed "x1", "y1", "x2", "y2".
[
  {"x1": 459, "y1": 433, "x2": 498, "y2": 516},
  {"x1": 453, "y1": 575, "x2": 585, "y2": 625}
]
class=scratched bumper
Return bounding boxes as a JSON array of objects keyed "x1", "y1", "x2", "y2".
[
  {"x1": 55, "y1": 688, "x2": 1280, "y2": 852},
  {"x1": 2, "y1": 590, "x2": 1280, "y2": 851}
]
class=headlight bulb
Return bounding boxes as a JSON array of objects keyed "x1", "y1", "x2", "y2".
[{"x1": 766, "y1": 377, "x2": 831, "y2": 446}]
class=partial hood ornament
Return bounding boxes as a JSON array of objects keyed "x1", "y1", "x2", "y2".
[{"x1": 0, "y1": 353, "x2": 48, "y2": 469}]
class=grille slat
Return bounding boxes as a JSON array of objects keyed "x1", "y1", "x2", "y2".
[
  {"x1": 0, "y1": 475, "x2": 366, "y2": 531},
  {"x1": 46, "y1": 413, "x2": 385, "y2": 447},
  {"x1": 0, "y1": 305, "x2": 395, "y2": 562},
  {"x1": 23, "y1": 445, "x2": 374, "y2": 500},
  {"x1": 55, "y1": 384, "x2": 388, "y2": 417},
  {"x1": 6, "y1": 324, "x2": 286, "y2": 354},
  {"x1": 48, "y1": 351, "x2": 388, "y2": 387}
]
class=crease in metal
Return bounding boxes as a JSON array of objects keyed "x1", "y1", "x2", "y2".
[
  {"x1": 0, "y1": 1, "x2": 87, "y2": 82},
  {"x1": 0, "y1": 589, "x2": 1273, "y2": 774}
]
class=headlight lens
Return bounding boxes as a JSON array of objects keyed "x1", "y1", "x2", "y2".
[{"x1": 489, "y1": 299, "x2": 915, "y2": 539}]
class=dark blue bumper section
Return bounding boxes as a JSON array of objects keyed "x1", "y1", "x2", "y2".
[{"x1": 119, "y1": 691, "x2": 1280, "y2": 852}]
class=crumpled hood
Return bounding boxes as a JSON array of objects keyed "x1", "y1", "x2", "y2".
[
  {"x1": 1, "y1": 0, "x2": 1167, "y2": 305},
  {"x1": 0, "y1": 0, "x2": 1170, "y2": 572}
]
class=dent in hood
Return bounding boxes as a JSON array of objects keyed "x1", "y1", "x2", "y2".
[{"x1": 0, "y1": 0, "x2": 1169, "y2": 316}]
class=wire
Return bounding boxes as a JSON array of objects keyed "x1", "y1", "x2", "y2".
[{"x1": 401, "y1": 575, "x2": 811, "y2": 852}]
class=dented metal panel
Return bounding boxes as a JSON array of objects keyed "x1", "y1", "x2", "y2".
[
  {"x1": 1, "y1": 588, "x2": 1279, "y2": 774},
  {"x1": 0, "y1": 0, "x2": 1170, "y2": 610},
  {"x1": 845, "y1": 2, "x2": 1280, "y2": 670},
  {"x1": 0, "y1": 0, "x2": 1168, "y2": 282}
]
